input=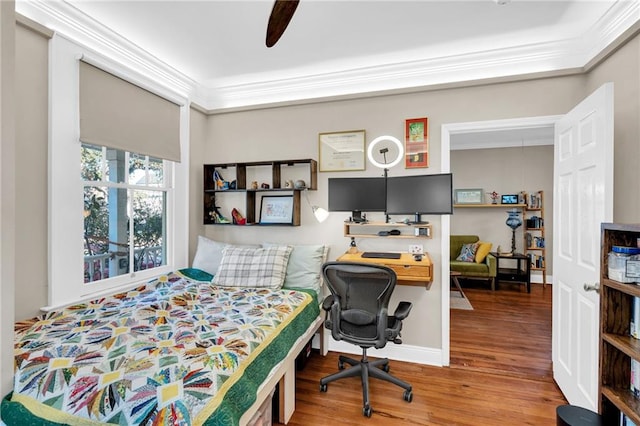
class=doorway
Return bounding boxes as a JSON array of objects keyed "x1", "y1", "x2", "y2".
[{"x1": 440, "y1": 115, "x2": 560, "y2": 367}]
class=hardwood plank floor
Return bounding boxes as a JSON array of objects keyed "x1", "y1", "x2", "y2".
[{"x1": 278, "y1": 282, "x2": 566, "y2": 425}]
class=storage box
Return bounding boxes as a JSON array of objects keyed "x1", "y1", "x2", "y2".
[{"x1": 608, "y1": 246, "x2": 640, "y2": 283}]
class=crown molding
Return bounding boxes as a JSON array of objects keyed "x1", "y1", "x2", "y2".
[
  {"x1": 16, "y1": 0, "x2": 196, "y2": 100},
  {"x1": 16, "y1": 0, "x2": 640, "y2": 112}
]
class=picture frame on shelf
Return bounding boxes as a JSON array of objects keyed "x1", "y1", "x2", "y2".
[
  {"x1": 501, "y1": 194, "x2": 519, "y2": 204},
  {"x1": 259, "y1": 195, "x2": 294, "y2": 225},
  {"x1": 454, "y1": 189, "x2": 483, "y2": 204},
  {"x1": 405, "y1": 117, "x2": 429, "y2": 168},
  {"x1": 318, "y1": 130, "x2": 366, "y2": 172}
]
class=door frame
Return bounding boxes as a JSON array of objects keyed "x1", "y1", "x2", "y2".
[{"x1": 440, "y1": 115, "x2": 562, "y2": 366}]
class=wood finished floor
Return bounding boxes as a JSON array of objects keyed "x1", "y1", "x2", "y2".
[{"x1": 278, "y1": 282, "x2": 566, "y2": 425}]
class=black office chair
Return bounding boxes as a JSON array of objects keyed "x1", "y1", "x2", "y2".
[{"x1": 319, "y1": 261, "x2": 413, "y2": 417}]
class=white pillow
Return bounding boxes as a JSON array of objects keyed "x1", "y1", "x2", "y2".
[
  {"x1": 213, "y1": 246, "x2": 293, "y2": 288},
  {"x1": 262, "y1": 243, "x2": 327, "y2": 299},
  {"x1": 192, "y1": 236, "x2": 228, "y2": 276}
]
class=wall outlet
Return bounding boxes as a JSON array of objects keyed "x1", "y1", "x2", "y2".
[{"x1": 409, "y1": 244, "x2": 423, "y2": 254}]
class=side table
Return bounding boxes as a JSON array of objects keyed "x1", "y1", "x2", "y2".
[
  {"x1": 450, "y1": 271, "x2": 465, "y2": 299},
  {"x1": 490, "y1": 252, "x2": 531, "y2": 293}
]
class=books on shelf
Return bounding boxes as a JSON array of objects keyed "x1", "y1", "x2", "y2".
[
  {"x1": 527, "y1": 253, "x2": 545, "y2": 268},
  {"x1": 527, "y1": 191, "x2": 543, "y2": 209},
  {"x1": 632, "y1": 296, "x2": 640, "y2": 339}
]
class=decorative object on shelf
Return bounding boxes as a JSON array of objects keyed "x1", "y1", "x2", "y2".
[
  {"x1": 487, "y1": 191, "x2": 499, "y2": 204},
  {"x1": 319, "y1": 129, "x2": 366, "y2": 172},
  {"x1": 229, "y1": 180, "x2": 237, "y2": 190},
  {"x1": 214, "y1": 169, "x2": 226, "y2": 190},
  {"x1": 303, "y1": 189, "x2": 329, "y2": 223},
  {"x1": 404, "y1": 117, "x2": 429, "y2": 168},
  {"x1": 251, "y1": 181, "x2": 258, "y2": 190},
  {"x1": 209, "y1": 205, "x2": 230, "y2": 224},
  {"x1": 284, "y1": 179, "x2": 294, "y2": 188},
  {"x1": 259, "y1": 195, "x2": 294, "y2": 225},
  {"x1": 347, "y1": 237, "x2": 358, "y2": 254},
  {"x1": 261, "y1": 183, "x2": 270, "y2": 189},
  {"x1": 501, "y1": 194, "x2": 518, "y2": 204},
  {"x1": 454, "y1": 188, "x2": 484, "y2": 205},
  {"x1": 231, "y1": 208, "x2": 246, "y2": 225},
  {"x1": 505, "y1": 208, "x2": 522, "y2": 254},
  {"x1": 294, "y1": 179, "x2": 306, "y2": 189}
]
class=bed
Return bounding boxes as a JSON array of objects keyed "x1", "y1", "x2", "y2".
[{"x1": 1, "y1": 241, "x2": 328, "y2": 425}]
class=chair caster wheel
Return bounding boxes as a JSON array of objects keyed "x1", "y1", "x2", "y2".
[
  {"x1": 382, "y1": 364, "x2": 390, "y2": 372},
  {"x1": 320, "y1": 383, "x2": 327, "y2": 392},
  {"x1": 403, "y1": 389, "x2": 413, "y2": 402},
  {"x1": 363, "y1": 405, "x2": 372, "y2": 417},
  {"x1": 338, "y1": 361, "x2": 345, "y2": 370}
]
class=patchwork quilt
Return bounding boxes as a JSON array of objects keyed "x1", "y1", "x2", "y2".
[{"x1": 1, "y1": 270, "x2": 319, "y2": 425}]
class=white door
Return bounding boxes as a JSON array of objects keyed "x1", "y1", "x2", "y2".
[{"x1": 553, "y1": 83, "x2": 614, "y2": 410}]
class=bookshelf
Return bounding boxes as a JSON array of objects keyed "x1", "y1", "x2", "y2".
[
  {"x1": 599, "y1": 223, "x2": 640, "y2": 425},
  {"x1": 522, "y1": 190, "x2": 546, "y2": 286}
]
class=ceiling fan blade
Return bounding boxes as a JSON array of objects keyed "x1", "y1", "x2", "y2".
[{"x1": 266, "y1": 0, "x2": 300, "y2": 48}]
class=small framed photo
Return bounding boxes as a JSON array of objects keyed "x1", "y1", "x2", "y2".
[
  {"x1": 405, "y1": 117, "x2": 429, "y2": 168},
  {"x1": 259, "y1": 195, "x2": 294, "y2": 225},
  {"x1": 454, "y1": 189, "x2": 484, "y2": 205},
  {"x1": 501, "y1": 194, "x2": 519, "y2": 204}
]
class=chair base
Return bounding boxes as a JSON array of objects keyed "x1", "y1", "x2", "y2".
[{"x1": 319, "y1": 350, "x2": 412, "y2": 417}]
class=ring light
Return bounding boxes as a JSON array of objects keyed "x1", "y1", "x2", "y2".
[{"x1": 367, "y1": 135, "x2": 404, "y2": 169}]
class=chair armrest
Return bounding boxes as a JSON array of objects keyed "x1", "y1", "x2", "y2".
[
  {"x1": 485, "y1": 254, "x2": 497, "y2": 277},
  {"x1": 393, "y1": 301, "x2": 412, "y2": 321},
  {"x1": 322, "y1": 295, "x2": 334, "y2": 311}
]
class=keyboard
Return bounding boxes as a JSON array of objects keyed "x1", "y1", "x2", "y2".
[{"x1": 361, "y1": 252, "x2": 401, "y2": 259}]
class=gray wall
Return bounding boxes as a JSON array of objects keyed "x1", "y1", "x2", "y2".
[
  {"x1": 15, "y1": 22, "x2": 49, "y2": 320},
  {"x1": 201, "y1": 75, "x2": 585, "y2": 350}
]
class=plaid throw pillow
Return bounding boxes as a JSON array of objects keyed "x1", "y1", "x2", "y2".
[
  {"x1": 213, "y1": 246, "x2": 293, "y2": 288},
  {"x1": 456, "y1": 242, "x2": 479, "y2": 263}
]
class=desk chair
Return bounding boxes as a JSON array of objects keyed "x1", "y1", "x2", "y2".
[{"x1": 319, "y1": 261, "x2": 413, "y2": 417}]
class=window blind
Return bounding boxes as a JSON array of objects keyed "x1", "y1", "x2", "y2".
[{"x1": 79, "y1": 60, "x2": 181, "y2": 162}]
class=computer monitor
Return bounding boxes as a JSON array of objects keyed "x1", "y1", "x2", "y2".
[
  {"x1": 386, "y1": 173, "x2": 453, "y2": 223},
  {"x1": 328, "y1": 177, "x2": 386, "y2": 222}
]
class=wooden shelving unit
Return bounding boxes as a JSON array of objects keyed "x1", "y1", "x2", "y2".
[
  {"x1": 599, "y1": 223, "x2": 640, "y2": 425},
  {"x1": 523, "y1": 190, "x2": 546, "y2": 286},
  {"x1": 203, "y1": 159, "x2": 317, "y2": 226},
  {"x1": 343, "y1": 221, "x2": 432, "y2": 239}
]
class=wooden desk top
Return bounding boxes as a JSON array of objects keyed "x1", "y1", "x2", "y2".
[
  {"x1": 336, "y1": 252, "x2": 433, "y2": 288},
  {"x1": 337, "y1": 252, "x2": 432, "y2": 267}
]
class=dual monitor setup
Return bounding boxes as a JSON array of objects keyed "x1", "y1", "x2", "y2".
[{"x1": 328, "y1": 173, "x2": 453, "y2": 224}]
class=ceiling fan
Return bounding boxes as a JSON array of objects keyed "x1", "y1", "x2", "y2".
[{"x1": 266, "y1": 0, "x2": 300, "y2": 48}]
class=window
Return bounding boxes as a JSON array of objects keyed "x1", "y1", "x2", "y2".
[
  {"x1": 48, "y1": 37, "x2": 189, "y2": 309},
  {"x1": 82, "y1": 144, "x2": 169, "y2": 284}
]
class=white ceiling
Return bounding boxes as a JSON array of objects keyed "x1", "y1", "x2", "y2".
[{"x1": 17, "y1": 0, "x2": 640, "y2": 110}]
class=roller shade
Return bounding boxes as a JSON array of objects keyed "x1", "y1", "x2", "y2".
[{"x1": 79, "y1": 61, "x2": 181, "y2": 162}]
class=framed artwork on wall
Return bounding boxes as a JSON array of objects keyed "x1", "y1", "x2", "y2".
[
  {"x1": 405, "y1": 117, "x2": 429, "y2": 168},
  {"x1": 318, "y1": 130, "x2": 366, "y2": 172}
]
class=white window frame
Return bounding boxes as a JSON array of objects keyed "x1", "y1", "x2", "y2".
[{"x1": 47, "y1": 35, "x2": 189, "y2": 310}]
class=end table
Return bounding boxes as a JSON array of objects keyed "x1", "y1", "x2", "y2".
[{"x1": 490, "y1": 252, "x2": 531, "y2": 293}]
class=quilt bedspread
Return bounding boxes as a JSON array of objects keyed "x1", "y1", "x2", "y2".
[{"x1": 1, "y1": 271, "x2": 319, "y2": 425}]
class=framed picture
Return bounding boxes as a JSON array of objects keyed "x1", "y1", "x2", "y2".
[
  {"x1": 454, "y1": 189, "x2": 484, "y2": 205},
  {"x1": 405, "y1": 117, "x2": 429, "y2": 168},
  {"x1": 501, "y1": 194, "x2": 519, "y2": 204},
  {"x1": 259, "y1": 195, "x2": 294, "y2": 225},
  {"x1": 319, "y1": 130, "x2": 366, "y2": 172}
]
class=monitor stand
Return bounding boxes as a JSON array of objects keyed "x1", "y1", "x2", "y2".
[
  {"x1": 351, "y1": 211, "x2": 367, "y2": 223},
  {"x1": 409, "y1": 213, "x2": 429, "y2": 225}
]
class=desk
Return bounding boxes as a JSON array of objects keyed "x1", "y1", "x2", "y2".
[
  {"x1": 336, "y1": 252, "x2": 433, "y2": 288},
  {"x1": 491, "y1": 252, "x2": 531, "y2": 293}
]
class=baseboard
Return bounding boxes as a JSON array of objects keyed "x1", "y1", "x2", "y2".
[
  {"x1": 327, "y1": 340, "x2": 443, "y2": 367},
  {"x1": 530, "y1": 274, "x2": 552, "y2": 284}
]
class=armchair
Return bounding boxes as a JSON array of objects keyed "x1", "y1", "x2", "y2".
[
  {"x1": 319, "y1": 261, "x2": 413, "y2": 417},
  {"x1": 450, "y1": 235, "x2": 497, "y2": 290}
]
